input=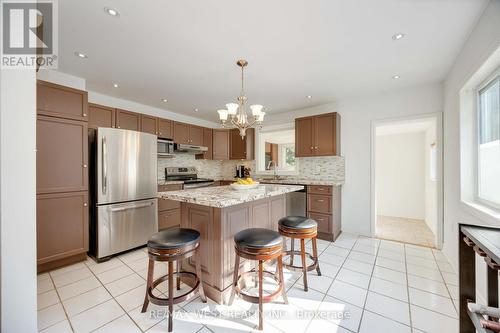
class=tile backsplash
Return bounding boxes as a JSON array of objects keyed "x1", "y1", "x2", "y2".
[{"x1": 157, "y1": 153, "x2": 344, "y2": 183}]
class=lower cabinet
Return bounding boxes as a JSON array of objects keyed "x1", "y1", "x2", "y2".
[
  {"x1": 158, "y1": 184, "x2": 182, "y2": 231},
  {"x1": 37, "y1": 191, "x2": 88, "y2": 271},
  {"x1": 306, "y1": 185, "x2": 341, "y2": 241}
]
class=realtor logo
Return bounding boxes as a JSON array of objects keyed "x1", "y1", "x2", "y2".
[{"x1": 1, "y1": 0, "x2": 58, "y2": 69}]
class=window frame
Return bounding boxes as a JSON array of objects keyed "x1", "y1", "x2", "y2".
[{"x1": 475, "y1": 70, "x2": 500, "y2": 210}]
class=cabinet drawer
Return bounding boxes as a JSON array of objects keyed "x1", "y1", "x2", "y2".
[
  {"x1": 308, "y1": 212, "x2": 331, "y2": 233},
  {"x1": 158, "y1": 198, "x2": 180, "y2": 211},
  {"x1": 308, "y1": 185, "x2": 332, "y2": 195},
  {"x1": 307, "y1": 194, "x2": 332, "y2": 214},
  {"x1": 158, "y1": 209, "x2": 181, "y2": 230}
]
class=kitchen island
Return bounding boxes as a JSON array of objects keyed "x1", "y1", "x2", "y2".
[{"x1": 158, "y1": 184, "x2": 303, "y2": 303}]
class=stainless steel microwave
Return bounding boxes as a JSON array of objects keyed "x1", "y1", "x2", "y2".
[{"x1": 157, "y1": 139, "x2": 174, "y2": 157}]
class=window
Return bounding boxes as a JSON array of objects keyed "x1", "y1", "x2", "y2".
[
  {"x1": 256, "y1": 128, "x2": 298, "y2": 174},
  {"x1": 477, "y1": 76, "x2": 500, "y2": 207}
]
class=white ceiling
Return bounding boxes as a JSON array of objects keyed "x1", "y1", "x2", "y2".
[{"x1": 58, "y1": 0, "x2": 487, "y2": 122}]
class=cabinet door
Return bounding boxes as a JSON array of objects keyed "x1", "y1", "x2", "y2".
[
  {"x1": 213, "y1": 129, "x2": 230, "y2": 160},
  {"x1": 158, "y1": 209, "x2": 181, "y2": 230},
  {"x1": 295, "y1": 116, "x2": 314, "y2": 157},
  {"x1": 189, "y1": 125, "x2": 204, "y2": 145},
  {"x1": 308, "y1": 212, "x2": 331, "y2": 233},
  {"x1": 116, "y1": 109, "x2": 141, "y2": 131},
  {"x1": 173, "y1": 122, "x2": 190, "y2": 144},
  {"x1": 141, "y1": 115, "x2": 158, "y2": 135},
  {"x1": 314, "y1": 113, "x2": 337, "y2": 156},
  {"x1": 245, "y1": 128, "x2": 255, "y2": 160},
  {"x1": 37, "y1": 116, "x2": 88, "y2": 194},
  {"x1": 88, "y1": 103, "x2": 115, "y2": 129},
  {"x1": 158, "y1": 119, "x2": 173, "y2": 139},
  {"x1": 37, "y1": 80, "x2": 88, "y2": 121},
  {"x1": 37, "y1": 191, "x2": 88, "y2": 264},
  {"x1": 230, "y1": 129, "x2": 246, "y2": 159},
  {"x1": 307, "y1": 194, "x2": 332, "y2": 214},
  {"x1": 196, "y1": 128, "x2": 213, "y2": 160}
]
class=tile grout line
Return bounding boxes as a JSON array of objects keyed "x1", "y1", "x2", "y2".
[
  {"x1": 431, "y1": 249, "x2": 459, "y2": 314},
  {"x1": 39, "y1": 272, "x2": 76, "y2": 332},
  {"x1": 404, "y1": 243, "x2": 415, "y2": 333}
]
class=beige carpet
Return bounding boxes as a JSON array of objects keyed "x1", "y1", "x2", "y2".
[{"x1": 376, "y1": 215, "x2": 436, "y2": 248}]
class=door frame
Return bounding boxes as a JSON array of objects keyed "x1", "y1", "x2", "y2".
[{"x1": 370, "y1": 112, "x2": 444, "y2": 249}]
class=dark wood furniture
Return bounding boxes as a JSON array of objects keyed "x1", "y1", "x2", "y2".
[
  {"x1": 140, "y1": 114, "x2": 158, "y2": 135},
  {"x1": 88, "y1": 103, "x2": 115, "y2": 129},
  {"x1": 142, "y1": 228, "x2": 207, "y2": 332},
  {"x1": 230, "y1": 128, "x2": 255, "y2": 160},
  {"x1": 213, "y1": 129, "x2": 230, "y2": 160},
  {"x1": 228, "y1": 228, "x2": 288, "y2": 330},
  {"x1": 36, "y1": 80, "x2": 89, "y2": 272},
  {"x1": 115, "y1": 109, "x2": 141, "y2": 131},
  {"x1": 196, "y1": 128, "x2": 213, "y2": 160},
  {"x1": 173, "y1": 122, "x2": 204, "y2": 145},
  {"x1": 278, "y1": 216, "x2": 321, "y2": 292},
  {"x1": 307, "y1": 185, "x2": 341, "y2": 241},
  {"x1": 295, "y1": 112, "x2": 341, "y2": 157},
  {"x1": 158, "y1": 119, "x2": 173, "y2": 139},
  {"x1": 459, "y1": 224, "x2": 500, "y2": 333},
  {"x1": 158, "y1": 184, "x2": 182, "y2": 231}
]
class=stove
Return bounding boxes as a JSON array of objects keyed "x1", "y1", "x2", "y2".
[{"x1": 165, "y1": 167, "x2": 215, "y2": 189}]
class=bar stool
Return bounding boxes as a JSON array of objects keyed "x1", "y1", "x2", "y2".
[
  {"x1": 141, "y1": 228, "x2": 207, "y2": 332},
  {"x1": 229, "y1": 228, "x2": 288, "y2": 331},
  {"x1": 278, "y1": 216, "x2": 321, "y2": 292}
]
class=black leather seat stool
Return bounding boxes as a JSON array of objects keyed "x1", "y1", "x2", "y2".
[
  {"x1": 278, "y1": 216, "x2": 321, "y2": 291},
  {"x1": 141, "y1": 228, "x2": 206, "y2": 332},
  {"x1": 228, "y1": 228, "x2": 288, "y2": 331}
]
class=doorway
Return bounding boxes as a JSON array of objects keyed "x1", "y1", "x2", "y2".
[{"x1": 371, "y1": 114, "x2": 443, "y2": 248}]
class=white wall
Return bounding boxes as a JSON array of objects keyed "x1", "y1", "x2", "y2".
[
  {"x1": 0, "y1": 69, "x2": 38, "y2": 331},
  {"x1": 376, "y1": 132, "x2": 426, "y2": 220},
  {"x1": 424, "y1": 124, "x2": 438, "y2": 236}
]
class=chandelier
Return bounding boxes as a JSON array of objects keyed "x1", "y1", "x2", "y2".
[{"x1": 217, "y1": 59, "x2": 265, "y2": 138}]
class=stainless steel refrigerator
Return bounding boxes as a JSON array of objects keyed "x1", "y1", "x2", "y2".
[{"x1": 89, "y1": 127, "x2": 158, "y2": 260}]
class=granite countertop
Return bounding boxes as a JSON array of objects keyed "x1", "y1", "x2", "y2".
[
  {"x1": 157, "y1": 180, "x2": 184, "y2": 186},
  {"x1": 158, "y1": 184, "x2": 304, "y2": 208},
  {"x1": 256, "y1": 178, "x2": 344, "y2": 186}
]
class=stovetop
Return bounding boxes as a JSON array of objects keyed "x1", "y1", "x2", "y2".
[{"x1": 165, "y1": 167, "x2": 213, "y2": 184}]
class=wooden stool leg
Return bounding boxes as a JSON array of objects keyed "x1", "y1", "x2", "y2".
[
  {"x1": 277, "y1": 255, "x2": 289, "y2": 304},
  {"x1": 168, "y1": 261, "x2": 174, "y2": 332},
  {"x1": 258, "y1": 260, "x2": 264, "y2": 331},
  {"x1": 290, "y1": 238, "x2": 295, "y2": 266},
  {"x1": 176, "y1": 260, "x2": 181, "y2": 291},
  {"x1": 141, "y1": 258, "x2": 154, "y2": 313},
  {"x1": 228, "y1": 253, "x2": 240, "y2": 305},
  {"x1": 195, "y1": 247, "x2": 207, "y2": 303},
  {"x1": 312, "y1": 237, "x2": 321, "y2": 276},
  {"x1": 254, "y1": 261, "x2": 259, "y2": 288},
  {"x1": 300, "y1": 238, "x2": 308, "y2": 291}
]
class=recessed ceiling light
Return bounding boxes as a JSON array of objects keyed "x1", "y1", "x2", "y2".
[
  {"x1": 392, "y1": 33, "x2": 405, "y2": 40},
  {"x1": 307, "y1": 95, "x2": 312, "y2": 99},
  {"x1": 194, "y1": 108, "x2": 199, "y2": 112},
  {"x1": 392, "y1": 75, "x2": 401, "y2": 79},
  {"x1": 74, "y1": 51, "x2": 88, "y2": 58},
  {"x1": 161, "y1": 98, "x2": 168, "y2": 103},
  {"x1": 104, "y1": 7, "x2": 119, "y2": 17},
  {"x1": 113, "y1": 83, "x2": 119, "y2": 88}
]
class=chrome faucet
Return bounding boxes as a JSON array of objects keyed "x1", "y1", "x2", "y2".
[{"x1": 267, "y1": 160, "x2": 279, "y2": 180}]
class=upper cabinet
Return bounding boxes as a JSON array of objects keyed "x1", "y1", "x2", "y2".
[
  {"x1": 37, "y1": 80, "x2": 88, "y2": 121},
  {"x1": 213, "y1": 129, "x2": 230, "y2": 160},
  {"x1": 173, "y1": 122, "x2": 204, "y2": 145},
  {"x1": 196, "y1": 128, "x2": 213, "y2": 160},
  {"x1": 295, "y1": 112, "x2": 341, "y2": 157},
  {"x1": 230, "y1": 128, "x2": 254, "y2": 160},
  {"x1": 158, "y1": 119, "x2": 173, "y2": 139},
  {"x1": 116, "y1": 109, "x2": 141, "y2": 131},
  {"x1": 141, "y1": 114, "x2": 158, "y2": 135},
  {"x1": 88, "y1": 103, "x2": 115, "y2": 129}
]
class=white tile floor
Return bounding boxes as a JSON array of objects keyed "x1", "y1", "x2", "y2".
[{"x1": 37, "y1": 234, "x2": 459, "y2": 333}]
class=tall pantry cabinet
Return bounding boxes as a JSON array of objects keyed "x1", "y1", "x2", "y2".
[{"x1": 36, "y1": 80, "x2": 89, "y2": 272}]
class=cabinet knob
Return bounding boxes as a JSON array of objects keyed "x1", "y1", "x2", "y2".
[
  {"x1": 83, "y1": 113, "x2": 87, "y2": 117},
  {"x1": 83, "y1": 164, "x2": 87, "y2": 168},
  {"x1": 117, "y1": 126, "x2": 121, "y2": 129},
  {"x1": 317, "y1": 199, "x2": 324, "y2": 202},
  {"x1": 315, "y1": 146, "x2": 318, "y2": 150},
  {"x1": 159, "y1": 132, "x2": 162, "y2": 135},
  {"x1": 310, "y1": 147, "x2": 314, "y2": 150},
  {"x1": 83, "y1": 203, "x2": 88, "y2": 207}
]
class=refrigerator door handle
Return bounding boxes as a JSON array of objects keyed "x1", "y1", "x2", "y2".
[
  {"x1": 102, "y1": 136, "x2": 107, "y2": 195},
  {"x1": 107, "y1": 201, "x2": 154, "y2": 212}
]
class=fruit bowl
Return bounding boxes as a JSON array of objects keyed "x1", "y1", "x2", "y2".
[{"x1": 229, "y1": 182, "x2": 260, "y2": 190}]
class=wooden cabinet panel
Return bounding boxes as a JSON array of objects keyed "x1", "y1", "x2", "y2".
[
  {"x1": 158, "y1": 199, "x2": 180, "y2": 211},
  {"x1": 141, "y1": 115, "x2": 158, "y2": 135},
  {"x1": 37, "y1": 191, "x2": 88, "y2": 264},
  {"x1": 308, "y1": 212, "x2": 331, "y2": 233},
  {"x1": 158, "y1": 184, "x2": 183, "y2": 192},
  {"x1": 116, "y1": 109, "x2": 141, "y2": 131},
  {"x1": 37, "y1": 116, "x2": 88, "y2": 194},
  {"x1": 307, "y1": 194, "x2": 332, "y2": 214},
  {"x1": 158, "y1": 209, "x2": 181, "y2": 230},
  {"x1": 173, "y1": 122, "x2": 190, "y2": 144},
  {"x1": 189, "y1": 125, "x2": 204, "y2": 146},
  {"x1": 295, "y1": 116, "x2": 314, "y2": 157},
  {"x1": 308, "y1": 185, "x2": 332, "y2": 195},
  {"x1": 88, "y1": 103, "x2": 115, "y2": 129},
  {"x1": 230, "y1": 129, "x2": 246, "y2": 159},
  {"x1": 158, "y1": 119, "x2": 173, "y2": 139},
  {"x1": 196, "y1": 128, "x2": 213, "y2": 160},
  {"x1": 37, "y1": 80, "x2": 88, "y2": 121},
  {"x1": 213, "y1": 129, "x2": 230, "y2": 160},
  {"x1": 314, "y1": 113, "x2": 337, "y2": 156},
  {"x1": 245, "y1": 128, "x2": 255, "y2": 160}
]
